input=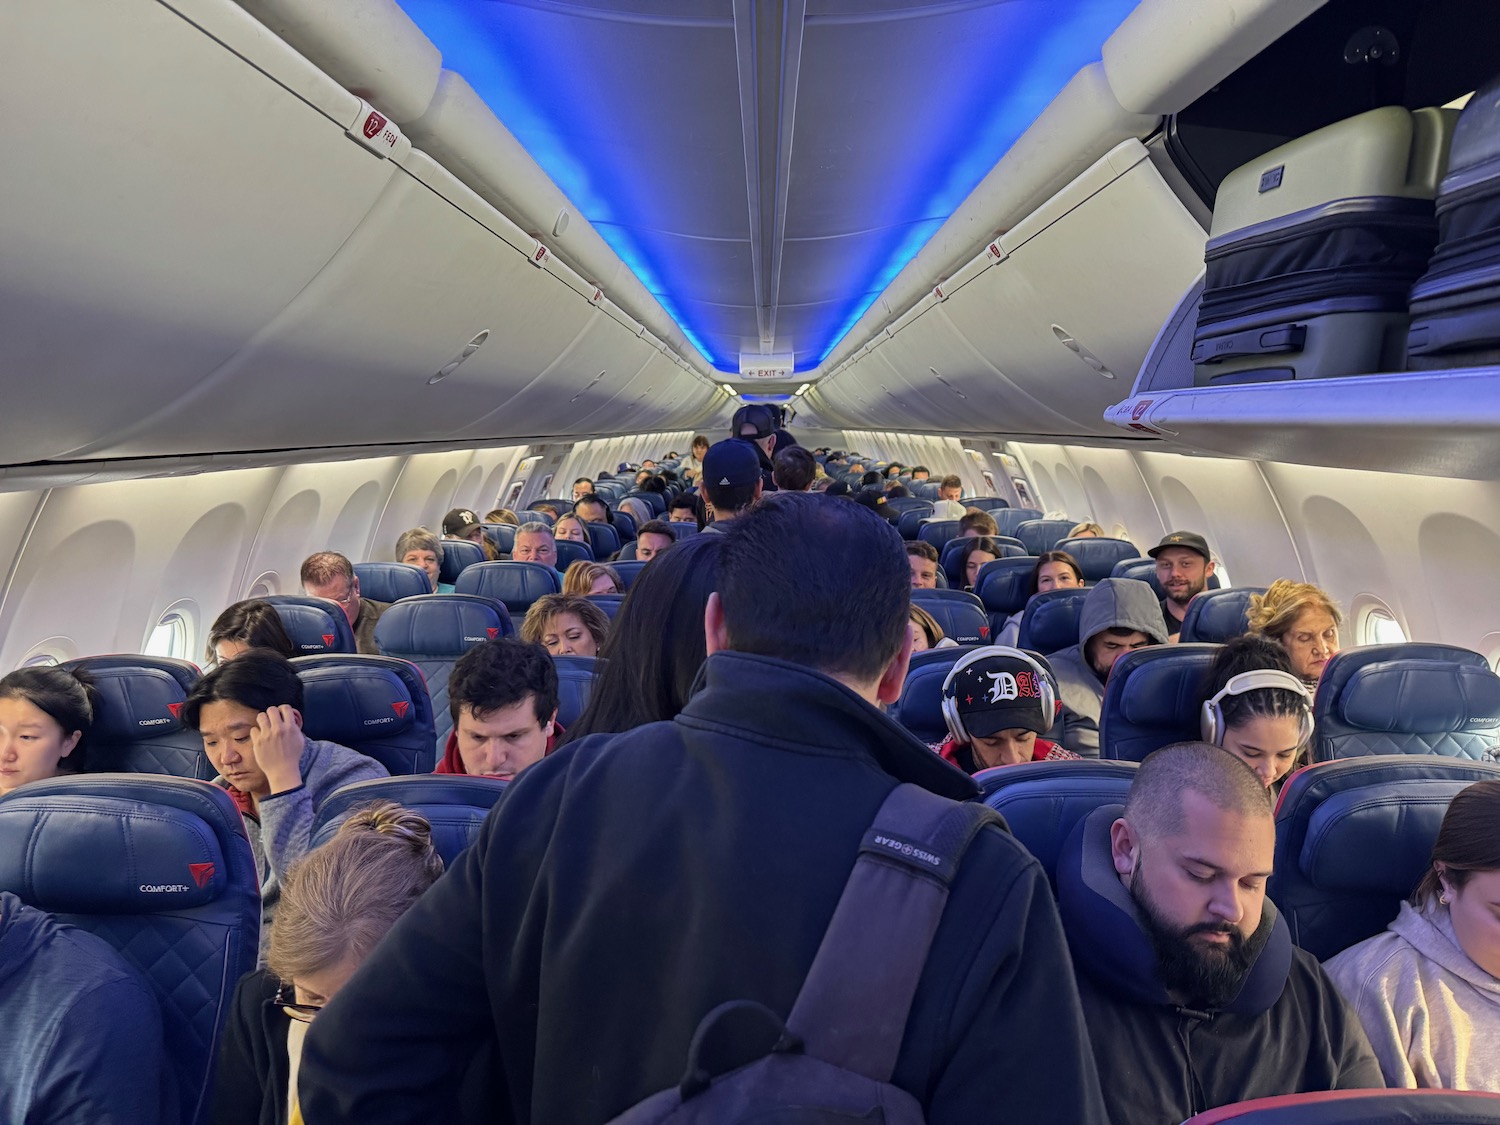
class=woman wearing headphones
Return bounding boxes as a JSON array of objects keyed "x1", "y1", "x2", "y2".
[
  {"x1": 936, "y1": 647, "x2": 1079, "y2": 773},
  {"x1": 1199, "y1": 635, "x2": 1315, "y2": 790}
]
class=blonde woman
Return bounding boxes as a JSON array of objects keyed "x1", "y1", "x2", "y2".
[
  {"x1": 562, "y1": 560, "x2": 623, "y2": 597},
  {"x1": 521, "y1": 593, "x2": 611, "y2": 658},
  {"x1": 1248, "y1": 579, "x2": 1344, "y2": 686}
]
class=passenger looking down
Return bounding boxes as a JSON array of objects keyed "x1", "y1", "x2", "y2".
[
  {"x1": 565, "y1": 533, "x2": 723, "y2": 740},
  {"x1": 0, "y1": 666, "x2": 95, "y2": 797},
  {"x1": 300, "y1": 551, "x2": 387, "y2": 655},
  {"x1": 668, "y1": 492, "x2": 704, "y2": 528},
  {"x1": 572, "y1": 477, "x2": 595, "y2": 501},
  {"x1": 1070, "y1": 522, "x2": 1105, "y2": 539},
  {"x1": 209, "y1": 599, "x2": 299, "y2": 663},
  {"x1": 561, "y1": 561, "x2": 622, "y2": 597},
  {"x1": 395, "y1": 528, "x2": 453, "y2": 594},
  {"x1": 634, "y1": 520, "x2": 676, "y2": 561},
  {"x1": 1049, "y1": 578, "x2": 1169, "y2": 756},
  {"x1": 300, "y1": 493, "x2": 1109, "y2": 1124},
  {"x1": 0, "y1": 892, "x2": 173, "y2": 1123},
  {"x1": 936, "y1": 647, "x2": 1080, "y2": 772},
  {"x1": 181, "y1": 650, "x2": 388, "y2": 923},
  {"x1": 957, "y1": 508, "x2": 998, "y2": 538},
  {"x1": 996, "y1": 551, "x2": 1085, "y2": 647},
  {"x1": 906, "y1": 540, "x2": 940, "y2": 588},
  {"x1": 731, "y1": 403, "x2": 780, "y2": 491},
  {"x1": 1199, "y1": 636, "x2": 1314, "y2": 790},
  {"x1": 512, "y1": 522, "x2": 559, "y2": 573},
  {"x1": 1150, "y1": 531, "x2": 1217, "y2": 639},
  {"x1": 521, "y1": 593, "x2": 609, "y2": 658},
  {"x1": 1060, "y1": 743, "x2": 1383, "y2": 1125},
  {"x1": 1325, "y1": 779, "x2": 1500, "y2": 1091},
  {"x1": 701, "y1": 438, "x2": 764, "y2": 530},
  {"x1": 956, "y1": 535, "x2": 1004, "y2": 590},
  {"x1": 214, "y1": 802, "x2": 447, "y2": 1125},
  {"x1": 931, "y1": 475, "x2": 967, "y2": 519},
  {"x1": 552, "y1": 514, "x2": 591, "y2": 552},
  {"x1": 908, "y1": 604, "x2": 954, "y2": 653},
  {"x1": 434, "y1": 637, "x2": 561, "y2": 779},
  {"x1": 1249, "y1": 579, "x2": 1344, "y2": 687}
]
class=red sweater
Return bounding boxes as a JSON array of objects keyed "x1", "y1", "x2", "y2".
[
  {"x1": 434, "y1": 723, "x2": 564, "y2": 778},
  {"x1": 937, "y1": 735, "x2": 1079, "y2": 775}
]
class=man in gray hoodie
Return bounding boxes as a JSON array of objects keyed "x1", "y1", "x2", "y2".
[{"x1": 1048, "y1": 578, "x2": 1169, "y2": 756}]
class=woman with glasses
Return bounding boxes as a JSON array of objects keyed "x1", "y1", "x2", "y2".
[{"x1": 211, "y1": 800, "x2": 443, "y2": 1125}]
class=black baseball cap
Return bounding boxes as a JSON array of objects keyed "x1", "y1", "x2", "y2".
[
  {"x1": 702, "y1": 439, "x2": 762, "y2": 489},
  {"x1": 944, "y1": 648, "x2": 1053, "y2": 738},
  {"x1": 1147, "y1": 531, "x2": 1211, "y2": 561},
  {"x1": 731, "y1": 404, "x2": 777, "y2": 441},
  {"x1": 443, "y1": 508, "x2": 482, "y2": 538}
]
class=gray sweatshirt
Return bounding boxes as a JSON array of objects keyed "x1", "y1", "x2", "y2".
[
  {"x1": 1047, "y1": 578, "x2": 1168, "y2": 757},
  {"x1": 1324, "y1": 900, "x2": 1500, "y2": 1090}
]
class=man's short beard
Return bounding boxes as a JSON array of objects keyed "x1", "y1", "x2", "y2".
[
  {"x1": 1166, "y1": 581, "x2": 1205, "y2": 609},
  {"x1": 1131, "y1": 862, "x2": 1259, "y2": 1010}
]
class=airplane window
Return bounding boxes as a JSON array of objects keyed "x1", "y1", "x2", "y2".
[
  {"x1": 144, "y1": 612, "x2": 190, "y2": 660},
  {"x1": 1359, "y1": 603, "x2": 1408, "y2": 646},
  {"x1": 246, "y1": 572, "x2": 278, "y2": 599},
  {"x1": 21, "y1": 654, "x2": 58, "y2": 668}
]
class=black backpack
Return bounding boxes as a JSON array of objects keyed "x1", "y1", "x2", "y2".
[{"x1": 607, "y1": 783, "x2": 1001, "y2": 1123}]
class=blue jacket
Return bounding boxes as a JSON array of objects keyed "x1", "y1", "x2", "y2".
[
  {"x1": 299, "y1": 651, "x2": 1108, "y2": 1124},
  {"x1": 0, "y1": 892, "x2": 174, "y2": 1123}
]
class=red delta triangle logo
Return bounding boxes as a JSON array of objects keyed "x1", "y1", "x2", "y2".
[
  {"x1": 363, "y1": 110, "x2": 386, "y2": 140},
  {"x1": 167, "y1": 702, "x2": 183, "y2": 720},
  {"x1": 321, "y1": 634, "x2": 335, "y2": 647},
  {"x1": 979, "y1": 626, "x2": 990, "y2": 640},
  {"x1": 486, "y1": 627, "x2": 500, "y2": 640},
  {"x1": 188, "y1": 863, "x2": 215, "y2": 890},
  {"x1": 391, "y1": 700, "x2": 410, "y2": 719}
]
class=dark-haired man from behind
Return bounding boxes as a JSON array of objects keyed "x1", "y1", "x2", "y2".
[
  {"x1": 731, "y1": 403, "x2": 779, "y2": 491},
  {"x1": 1058, "y1": 742, "x2": 1382, "y2": 1125},
  {"x1": 700, "y1": 439, "x2": 763, "y2": 532},
  {"x1": 772, "y1": 445, "x2": 817, "y2": 492},
  {"x1": 301, "y1": 493, "x2": 1108, "y2": 1125},
  {"x1": 435, "y1": 637, "x2": 561, "y2": 779}
]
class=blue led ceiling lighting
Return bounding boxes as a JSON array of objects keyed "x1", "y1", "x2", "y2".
[{"x1": 399, "y1": 0, "x2": 1138, "y2": 373}]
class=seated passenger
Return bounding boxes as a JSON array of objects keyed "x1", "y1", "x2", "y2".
[
  {"x1": 996, "y1": 551, "x2": 1084, "y2": 647},
  {"x1": 395, "y1": 528, "x2": 454, "y2": 594},
  {"x1": 208, "y1": 599, "x2": 299, "y2": 663},
  {"x1": 483, "y1": 508, "x2": 518, "y2": 526},
  {"x1": 512, "y1": 521, "x2": 560, "y2": 574},
  {"x1": 667, "y1": 492, "x2": 704, "y2": 528},
  {"x1": 617, "y1": 496, "x2": 656, "y2": 532},
  {"x1": 1069, "y1": 521, "x2": 1105, "y2": 539},
  {"x1": 573, "y1": 494, "x2": 611, "y2": 528},
  {"x1": 1199, "y1": 636, "x2": 1313, "y2": 790},
  {"x1": 301, "y1": 493, "x2": 1108, "y2": 1124},
  {"x1": 0, "y1": 893, "x2": 173, "y2": 1122},
  {"x1": 634, "y1": 519, "x2": 676, "y2": 561},
  {"x1": 1249, "y1": 579, "x2": 1344, "y2": 687},
  {"x1": 958, "y1": 509, "x2": 998, "y2": 538},
  {"x1": 532, "y1": 502, "x2": 564, "y2": 522},
  {"x1": 908, "y1": 603, "x2": 956, "y2": 653},
  {"x1": 213, "y1": 802, "x2": 445, "y2": 1125},
  {"x1": 1063, "y1": 742, "x2": 1382, "y2": 1124},
  {"x1": 181, "y1": 650, "x2": 388, "y2": 921},
  {"x1": 906, "y1": 540, "x2": 940, "y2": 589},
  {"x1": 957, "y1": 535, "x2": 1004, "y2": 591},
  {"x1": 442, "y1": 508, "x2": 485, "y2": 546},
  {"x1": 300, "y1": 551, "x2": 387, "y2": 656},
  {"x1": 572, "y1": 477, "x2": 595, "y2": 502},
  {"x1": 0, "y1": 666, "x2": 95, "y2": 796},
  {"x1": 552, "y1": 514, "x2": 592, "y2": 553},
  {"x1": 562, "y1": 560, "x2": 622, "y2": 597},
  {"x1": 1325, "y1": 779, "x2": 1500, "y2": 1091},
  {"x1": 910, "y1": 465, "x2": 930, "y2": 481},
  {"x1": 701, "y1": 439, "x2": 764, "y2": 530},
  {"x1": 931, "y1": 474, "x2": 967, "y2": 519},
  {"x1": 772, "y1": 446, "x2": 817, "y2": 492},
  {"x1": 435, "y1": 638, "x2": 561, "y2": 778},
  {"x1": 520, "y1": 593, "x2": 609, "y2": 659},
  {"x1": 1048, "y1": 578, "x2": 1169, "y2": 756},
  {"x1": 936, "y1": 647, "x2": 1078, "y2": 772},
  {"x1": 1149, "y1": 531, "x2": 1216, "y2": 639}
]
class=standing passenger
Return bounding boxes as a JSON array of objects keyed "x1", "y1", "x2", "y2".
[{"x1": 700, "y1": 439, "x2": 764, "y2": 531}]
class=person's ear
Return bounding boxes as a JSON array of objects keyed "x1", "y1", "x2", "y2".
[
  {"x1": 291, "y1": 709, "x2": 305, "y2": 732},
  {"x1": 1204, "y1": 558, "x2": 1216, "y2": 577},
  {"x1": 58, "y1": 730, "x2": 83, "y2": 760},
  {"x1": 704, "y1": 593, "x2": 730, "y2": 657},
  {"x1": 1111, "y1": 817, "x2": 1139, "y2": 879},
  {"x1": 876, "y1": 620, "x2": 915, "y2": 706}
]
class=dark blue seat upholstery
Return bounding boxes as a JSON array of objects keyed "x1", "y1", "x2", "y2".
[
  {"x1": 310, "y1": 775, "x2": 509, "y2": 867},
  {"x1": 1179, "y1": 587, "x2": 1267, "y2": 643},
  {"x1": 0, "y1": 775, "x2": 260, "y2": 1125},
  {"x1": 483, "y1": 523, "x2": 517, "y2": 556},
  {"x1": 1110, "y1": 557, "x2": 1165, "y2": 598},
  {"x1": 911, "y1": 589, "x2": 990, "y2": 646},
  {"x1": 960, "y1": 496, "x2": 1010, "y2": 511},
  {"x1": 667, "y1": 522, "x2": 699, "y2": 540},
  {"x1": 554, "y1": 540, "x2": 592, "y2": 572},
  {"x1": 1017, "y1": 587, "x2": 1090, "y2": 655},
  {"x1": 438, "y1": 538, "x2": 486, "y2": 586},
  {"x1": 1179, "y1": 1090, "x2": 1500, "y2": 1124},
  {"x1": 891, "y1": 646, "x2": 986, "y2": 743},
  {"x1": 373, "y1": 594, "x2": 513, "y2": 753},
  {"x1": 992, "y1": 507, "x2": 1043, "y2": 538},
  {"x1": 293, "y1": 654, "x2": 437, "y2": 775},
  {"x1": 974, "y1": 557, "x2": 1038, "y2": 617},
  {"x1": 616, "y1": 540, "x2": 640, "y2": 561},
  {"x1": 885, "y1": 496, "x2": 931, "y2": 516},
  {"x1": 529, "y1": 499, "x2": 573, "y2": 517},
  {"x1": 610, "y1": 511, "x2": 637, "y2": 542},
  {"x1": 611, "y1": 560, "x2": 648, "y2": 589},
  {"x1": 60, "y1": 656, "x2": 207, "y2": 779},
  {"x1": 1013, "y1": 519, "x2": 1077, "y2": 556},
  {"x1": 918, "y1": 519, "x2": 961, "y2": 548},
  {"x1": 897, "y1": 505, "x2": 935, "y2": 539},
  {"x1": 587, "y1": 594, "x2": 626, "y2": 620},
  {"x1": 1314, "y1": 643, "x2": 1500, "y2": 761},
  {"x1": 1099, "y1": 644, "x2": 1222, "y2": 762},
  {"x1": 939, "y1": 536, "x2": 1025, "y2": 586},
  {"x1": 1270, "y1": 756, "x2": 1500, "y2": 960},
  {"x1": 352, "y1": 562, "x2": 431, "y2": 604},
  {"x1": 259, "y1": 594, "x2": 357, "y2": 655},
  {"x1": 553, "y1": 655, "x2": 599, "y2": 729},
  {"x1": 454, "y1": 562, "x2": 562, "y2": 616},
  {"x1": 584, "y1": 521, "x2": 621, "y2": 558},
  {"x1": 1054, "y1": 537, "x2": 1139, "y2": 583},
  {"x1": 978, "y1": 760, "x2": 1138, "y2": 886}
]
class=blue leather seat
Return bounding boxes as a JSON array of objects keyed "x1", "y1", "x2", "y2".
[
  {"x1": 524, "y1": 509, "x2": 557, "y2": 527},
  {"x1": 438, "y1": 538, "x2": 486, "y2": 586},
  {"x1": 616, "y1": 540, "x2": 641, "y2": 561},
  {"x1": 584, "y1": 521, "x2": 621, "y2": 558},
  {"x1": 1270, "y1": 756, "x2": 1500, "y2": 960},
  {"x1": 0, "y1": 775, "x2": 259, "y2": 1125},
  {"x1": 992, "y1": 507, "x2": 1043, "y2": 538},
  {"x1": 1110, "y1": 557, "x2": 1165, "y2": 598},
  {"x1": 979, "y1": 760, "x2": 1138, "y2": 886},
  {"x1": 1017, "y1": 587, "x2": 1090, "y2": 655},
  {"x1": 483, "y1": 523, "x2": 517, "y2": 556},
  {"x1": 259, "y1": 594, "x2": 357, "y2": 655},
  {"x1": 553, "y1": 655, "x2": 600, "y2": 729},
  {"x1": 1179, "y1": 1090, "x2": 1500, "y2": 1124},
  {"x1": 554, "y1": 539, "x2": 592, "y2": 571},
  {"x1": 1053, "y1": 537, "x2": 1139, "y2": 583},
  {"x1": 939, "y1": 536, "x2": 1025, "y2": 586},
  {"x1": 293, "y1": 654, "x2": 437, "y2": 775},
  {"x1": 373, "y1": 594, "x2": 514, "y2": 752},
  {"x1": 885, "y1": 496, "x2": 931, "y2": 515},
  {"x1": 1179, "y1": 587, "x2": 1267, "y2": 643},
  {"x1": 1098, "y1": 644, "x2": 1222, "y2": 762},
  {"x1": 454, "y1": 562, "x2": 562, "y2": 616},
  {"x1": 1314, "y1": 643, "x2": 1500, "y2": 761},
  {"x1": 310, "y1": 775, "x2": 509, "y2": 867},
  {"x1": 612, "y1": 560, "x2": 648, "y2": 589},
  {"x1": 587, "y1": 594, "x2": 626, "y2": 620},
  {"x1": 911, "y1": 589, "x2": 990, "y2": 646},
  {"x1": 960, "y1": 496, "x2": 1010, "y2": 511},
  {"x1": 891, "y1": 646, "x2": 986, "y2": 743},
  {"x1": 60, "y1": 656, "x2": 207, "y2": 779},
  {"x1": 529, "y1": 499, "x2": 573, "y2": 517},
  {"x1": 352, "y1": 562, "x2": 431, "y2": 604},
  {"x1": 974, "y1": 556, "x2": 1038, "y2": 641},
  {"x1": 610, "y1": 510, "x2": 637, "y2": 542},
  {"x1": 1013, "y1": 519, "x2": 1077, "y2": 556},
  {"x1": 917, "y1": 519, "x2": 961, "y2": 549},
  {"x1": 667, "y1": 522, "x2": 699, "y2": 540},
  {"x1": 897, "y1": 506, "x2": 935, "y2": 539}
]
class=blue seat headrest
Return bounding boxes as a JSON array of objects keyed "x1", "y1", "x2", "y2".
[
  {"x1": 353, "y1": 562, "x2": 431, "y2": 604},
  {"x1": 1017, "y1": 587, "x2": 1090, "y2": 654},
  {"x1": 1109, "y1": 557, "x2": 1165, "y2": 599},
  {"x1": 71, "y1": 658, "x2": 196, "y2": 742},
  {"x1": 483, "y1": 523, "x2": 517, "y2": 555},
  {"x1": 588, "y1": 594, "x2": 626, "y2": 620},
  {"x1": 1298, "y1": 778, "x2": 1461, "y2": 894},
  {"x1": 1053, "y1": 537, "x2": 1139, "y2": 583},
  {"x1": 1179, "y1": 587, "x2": 1267, "y2": 644},
  {"x1": 454, "y1": 562, "x2": 562, "y2": 612},
  {"x1": 981, "y1": 760, "x2": 1138, "y2": 885},
  {"x1": 974, "y1": 557, "x2": 1038, "y2": 615},
  {"x1": 374, "y1": 594, "x2": 513, "y2": 657},
  {"x1": 1339, "y1": 660, "x2": 1500, "y2": 733},
  {"x1": 311, "y1": 775, "x2": 509, "y2": 865},
  {"x1": 554, "y1": 655, "x2": 600, "y2": 729},
  {"x1": 439, "y1": 538, "x2": 487, "y2": 585},
  {"x1": 612, "y1": 561, "x2": 648, "y2": 588},
  {"x1": 911, "y1": 590, "x2": 990, "y2": 647},
  {"x1": 260, "y1": 595, "x2": 357, "y2": 655},
  {"x1": 1014, "y1": 519, "x2": 1077, "y2": 556},
  {"x1": 298, "y1": 661, "x2": 423, "y2": 746},
  {"x1": 893, "y1": 661, "x2": 954, "y2": 742},
  {"x1": 1100, "y1": 645, "x2": 1222, "y2": 762},
  {"x1": 555, "y1": 540, "x2": 594, "y2": 570},
  {"x1": 584, "y1": 522, "x2": 621, "y2": 556},
  {"x1": 918, "y1": 520, "x2": 961, "y2": 548},
  {"x1": 992, "y1": 508, "x2": 1043, "y2": 538}
]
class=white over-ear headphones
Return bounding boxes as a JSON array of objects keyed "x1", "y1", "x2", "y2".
[
  {"x1": 941, "y1": 646, "x2": 1059, "y2": 744},
  {"x1": 1200, "y1": 669, "x2": 1314, "y2": 747}
]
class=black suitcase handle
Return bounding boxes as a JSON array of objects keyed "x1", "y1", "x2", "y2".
[{"x1": 1192, "y1": 323, "x2": 1308, "y2": 364}]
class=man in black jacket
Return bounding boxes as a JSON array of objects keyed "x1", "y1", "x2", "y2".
[
  {"x1": 300, "y1": 492, "x2": 1107, "y2": 1124},
  {"x1": 1057, "y1": 742, "x2": 1383, "y2": 1125}
]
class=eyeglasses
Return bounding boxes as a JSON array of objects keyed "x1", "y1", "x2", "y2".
[{"x1": 274, "y1": 982, "x2": 322, "y2": 1024}]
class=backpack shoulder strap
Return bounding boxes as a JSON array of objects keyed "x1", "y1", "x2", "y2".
[{"x1": 786, "y1": 783, "x2": 1004, "y2": 1083}]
